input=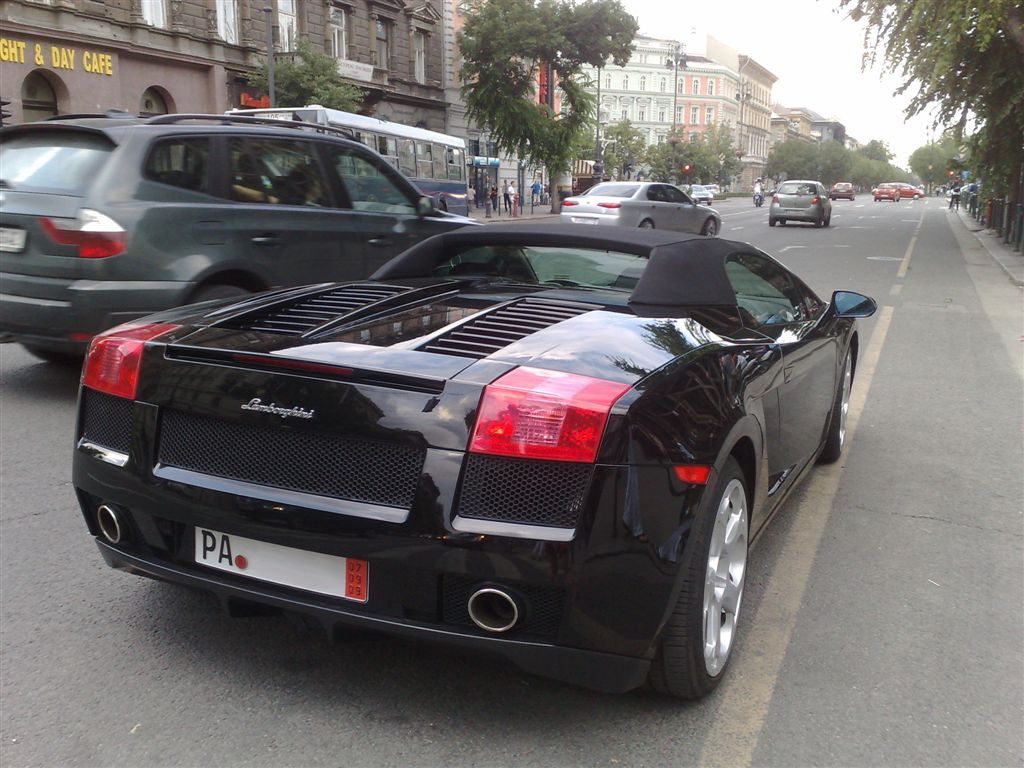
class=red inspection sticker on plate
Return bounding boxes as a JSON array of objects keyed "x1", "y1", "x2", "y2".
[{"x1": 195, "y1": 527, "x2": 368, "y2": 602}]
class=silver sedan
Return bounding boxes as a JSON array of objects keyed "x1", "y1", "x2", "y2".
[{"x1": 560, "y1": 182, "x2": 721, "y2": 236}]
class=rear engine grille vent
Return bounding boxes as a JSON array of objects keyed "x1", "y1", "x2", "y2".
[
  {"x1": 457, "y1": 454, "x2": 592, "y2": 529},
  {"x1": 420, "y1": 297, "x2": 597, "y2": 359},
  {"x1": 221, "y1": 284, "x2": 413, "y2": 336},
  {"x1": 81, "y1": 389, "x2": 133, "y2": 454},
  {"x1": 158, "y1": 410, "x2": 424, "y2": 508},
  {"x1": 442, "y1": 575, "x2": 565, "y2": 639}
]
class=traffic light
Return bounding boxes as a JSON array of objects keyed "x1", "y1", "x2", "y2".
[
  {"x1": 947, "y1": 170, "x2": 955, "y2": 178},
  {"x1": 0, "y1": 98, "x2": 11, "y2": 127},
  {"x1": 683, "y1": 164, "x2": 691, "y2": 173}
]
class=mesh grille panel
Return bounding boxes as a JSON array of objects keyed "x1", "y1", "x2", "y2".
[
  {"x1": 442, "y1": 575, "x2": 564, "y2": 638},
  {"x1": 158, "y1": 410, "x2": 424, "y2": 508},
  {"x1": 81, "y1": 390, "x2": 133, "y2": 453},
  {"x1": 457, "y1": 454, "x2": 592, "y2": 528}
]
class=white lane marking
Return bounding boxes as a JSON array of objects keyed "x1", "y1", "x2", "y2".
[
  {"x1": 897, "y1": 212, "x2": 924, "y2": 278},
  {"x1": 699, "y1": 307, "x2": 895, "y2": 768},
  {"x1": 778, "y1": 246, "x2": 807, "y2": 252},
  {"x1": 890, "y1": 284, "x2": 903, "y2": 295},
  {"x1": 867, "y1": 256, "x2": 903, "y2": 261}
]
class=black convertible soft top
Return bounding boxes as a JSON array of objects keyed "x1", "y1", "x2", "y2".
[{"x1": 371, "y1": 223, "x2": 748, "y2": 313}]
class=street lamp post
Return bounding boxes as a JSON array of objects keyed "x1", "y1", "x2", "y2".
[
  {"x1": 594, "y1": 65, "x2": 604, "y2": 179},
  {"x1": 264, "y1": 5, "x2": 276, "y2": 108},
  {"x1": 665, "y1": 42, "x2": 687, "y2": 133},
  {"x1": 668, "y1": 134, "x2": 681, "y2": 185}
]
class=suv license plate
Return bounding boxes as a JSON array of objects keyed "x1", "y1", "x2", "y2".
[
  {"x1": 0, "y1": 228, "x2": 27, "y2": 253},
  {"x1": 195, "y1": 527, "x2": 368, "y2": 602}
]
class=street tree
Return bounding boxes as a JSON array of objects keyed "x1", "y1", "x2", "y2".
[
  {"x1": 764, "y1": 139, "x2": 818, "y2": 182},
  {"x1": 857, "y1": 139, "x2": 893, "y2": 164},
  {"x1": 838, "y1": 0, "x2": 1024, "y2": 196},
  {"x1": 458, "y1": 0, "x2": 637, "y2": 210},
  {"x1": 248, "y1": 40, "x2": 363, "y2": 111},
  {"x1": 600, "y1": 121, "x2": 646, "y2": 179},
  {"x1": 909, "y1": 138, "x2": 962, "y2": 190},
  {"x1": 817, "y1": 140, "x2": 853, "y2": 186}
]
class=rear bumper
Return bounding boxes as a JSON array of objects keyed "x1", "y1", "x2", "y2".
[
  {"x1": 95, "y1": 540, "x2": 651, "y2": 693},
  {"x1": 0, "y1": 276, "x2": 191, "y2": 352}
]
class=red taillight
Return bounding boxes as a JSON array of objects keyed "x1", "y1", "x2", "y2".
[
  {"x1": 39, "y1": 209, "x2": 126, "y2": 258},
  {"x1": 469, "y1": 366, "x2": 630, "y2": 463},
  {"x1": 772, "y1": 194, "x2": 779, "y2": 203},
  {"x1": 597, "y1": 202, "x2": 621, "y2": 209},
  {"x1": 811, "y1": 196, "x2": 820, "y2": 205},
  {"x1": 82, "y1": 322, "x2": 179, "y2": 399},
  {"x1": 674, "y1": 465, "x2": 711, "y2": 485},
  {"x1": 562, "y1": 200, "x2": 579, "y2": 206}
]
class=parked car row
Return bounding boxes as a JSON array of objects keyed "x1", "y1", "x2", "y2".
[
  {"x1": 872, "y1": 181, "x2": 925, "y2": 201},
  {"x1": 560, "y1": 181, "x2": 721, "y2": 236}
]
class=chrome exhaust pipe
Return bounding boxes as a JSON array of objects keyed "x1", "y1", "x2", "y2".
[
  {"x1": 96, "y1": 504, "x2": 124, "y2": 545},
  {"x1": 467, "y1": 587, "x2": 520, "y2": 633}
]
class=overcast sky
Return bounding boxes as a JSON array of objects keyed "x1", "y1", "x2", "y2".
[{"x1": 618, "y1": 0, "x2": 939, "y2": 167}]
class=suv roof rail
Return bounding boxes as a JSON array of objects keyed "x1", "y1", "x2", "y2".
[
  {"x1": 144, "y1": 112, "x2": 356, "y2": 140},
  {"x1": 45, "y1": 109, "x2": 136, "y2": 121}
]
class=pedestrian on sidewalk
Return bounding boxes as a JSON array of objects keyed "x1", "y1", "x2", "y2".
[
  {"x1": 502, "y1": 181, "x2": 511, "y2": 214},
  {"x1": 509, "y1": 181, "x2": 518, "y2": 217},
  {"x1": 531, "y1": 179, "x2": 541, "y2": 206}
]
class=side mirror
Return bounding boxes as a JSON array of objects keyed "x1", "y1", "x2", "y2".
[
  {"x1": 831, "y1": 290, "x2": 877, "y2": 318},
  {"x1": 416, "y1": 195, "x2": 436, "y2": 217}
]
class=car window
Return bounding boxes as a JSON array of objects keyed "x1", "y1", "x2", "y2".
[
  {"x1": 225, "y1": 137, "x2": 327, "y2": 206},
  {"x1": 778, "y1": 182, "x2": 816, "y2": 196},
  {"x1": 725, "y1": 252, "x2": 821, "y2": 327},
  {"x1": 646, "y1": 186, "x2": 666, "y2": 202},
  {"x1": 588, "y1": 183, "x2": 640, "y2": 198},
  {"x1": 326, "y1": 145, "x2": 417, "y2": 214},
  {"x1": 144, "y1": 137, "x2": 211, "y2": 194},
  {"x1": 0, "y1": 130, "x2": 113, "y2": 195},
  {"x1": 662, "y1": 185, "x2": 687, "y2": 203},
  {"x1": 432, "y1": 245, "x2": 647, "y2": 289}
]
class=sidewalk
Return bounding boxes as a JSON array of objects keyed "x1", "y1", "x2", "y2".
[
  {"x1": 953, "y1": 206, "x2": 1024, "y2": 287},
  {"x1": 466, "y1": 201, "x2": 560, "y2": 224}
]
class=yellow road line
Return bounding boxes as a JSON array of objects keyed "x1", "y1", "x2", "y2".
[
  {"x1": 698, "y1": 306, "x2": 894, "y2": 768},
  {"x1": 897, "y1": 213, "x2": 924, "y2": 278}
]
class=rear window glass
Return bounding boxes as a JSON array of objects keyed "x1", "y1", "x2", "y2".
[
  {"x1": 433, "y1": 245, "x2": 647, "y2": 289},
  {"x1": 586, "y1": 184, "x2": 639, "y2": 198},
  {"x1": 778, "y1": 182, "x2": 817, "y2": 195},
  {"x1": 0, "y1": 131, "x2": 113, "y2": 194}
]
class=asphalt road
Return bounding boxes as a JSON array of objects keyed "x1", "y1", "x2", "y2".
[{"x1": 1, "y1": 198, "x2": 1021, "y2": 767}]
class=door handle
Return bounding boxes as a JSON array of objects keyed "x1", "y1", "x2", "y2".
[
  {"x1": 368, "y1": 237, "x2": 393, "y2": 247},
  {"x1": 251, "y1": 235, "x2": 282, "y2": 247}
]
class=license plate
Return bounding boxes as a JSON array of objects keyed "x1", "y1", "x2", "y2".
[
  {"x1": 0, "y1": 227, "x2": 27, "y2": 253},
  {"x1": 571, "y1": 216, "x2": 598, "y2": 224},
  {"x1": 195, "y1": 527, "x2": 368, "y2": 602}
]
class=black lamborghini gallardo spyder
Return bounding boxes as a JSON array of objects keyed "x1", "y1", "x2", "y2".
[{"x1": 73, "y1": 224, "x2": 876, "y2": 699}]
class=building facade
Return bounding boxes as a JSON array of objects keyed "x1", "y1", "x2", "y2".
[{"x1": 0, "y1": 0, "x2": 447, "y2": 130}]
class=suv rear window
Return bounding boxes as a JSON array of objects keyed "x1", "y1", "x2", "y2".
[
  {"x1": 0, "y1": 130, "x2": 114, "y2": 195},
  {"x1": 778, "y1": 182, "x2": 817, "y2": 195}
]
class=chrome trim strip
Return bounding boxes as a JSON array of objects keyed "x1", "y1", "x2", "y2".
[
  {"x1": 77, "y1": 440, "x2": 129, "y2": 467},
  {"x1": 153, "y1": 465, "x2": 410, "y2": 524},
  {"x1": 451, "y1": 515, "x2": 576, "y2": 542}
]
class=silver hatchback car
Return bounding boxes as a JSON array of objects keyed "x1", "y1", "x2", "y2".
[
  {"x1": 561, "y1": 182, "x2": 721, "y2": 236},
  {"x1": 768, "y1": 180, "x2": 832, "y2": 227}
]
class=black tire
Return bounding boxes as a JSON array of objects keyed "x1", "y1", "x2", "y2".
[
  {"x1": 189, "y1": 284, "x2": 252, "y2": 305},
  {"x1": 818, "y1": 350, "x2": 853, "y2": 464},
  {"x1": 824, "y1": 213, "x2": 832, "y2": 227},
  {"x1": 648, "y1": 456, "x2": 749, "y2": 699},
  {"x1": 779, "y1": 219, "x2": 786, "y2": 226},
  {"x1": 639, "y1": 219, "x2": 655, "y2": 229},
  {"x1": 701, "y1": 218, "x2": 718, "y2": 236},
  {"x1": 768, "y1": 218, "x2": 777, "y2": 227},
  {"x1": 21, "y1": 343, "x2": 83, "y2": 366},
  {"x1": 814, "y1": 215, "x2": 824, "y2": 228}
]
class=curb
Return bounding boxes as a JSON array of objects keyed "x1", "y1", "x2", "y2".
[{"x1": 954, "y1": 209, "x2": 1024, "y2": 287}]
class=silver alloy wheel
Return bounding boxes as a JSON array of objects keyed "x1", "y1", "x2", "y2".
[
  {"x1": 703, "y1": 219, "x2": 718, "y2": 236},
  {"x1": 837, "y1": 354, "x2": 852, "y2": 448},
  {"x1": 703, "y1": 478, "x2": 748, "y2": 676}
]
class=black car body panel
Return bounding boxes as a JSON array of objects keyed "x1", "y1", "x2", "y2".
[{"x1": 72, "y1": 225, "x2": 870, "y2": 693}]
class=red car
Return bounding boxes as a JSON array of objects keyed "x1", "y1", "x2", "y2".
[
  {"x1": 894, "y1": 182, "x2": 925, "y2": 200},
  {"x1": 873, "y1": 183, "x2": 900, "y2": 202},
  {"x1": 830, "y1": 182, "x2": 855, "y2": 201}
]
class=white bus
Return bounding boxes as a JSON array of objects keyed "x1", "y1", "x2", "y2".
[{"x1": 229, "y1": 105, "x2": 469, "y2": 215}]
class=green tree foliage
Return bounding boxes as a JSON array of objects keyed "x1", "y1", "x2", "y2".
[
  {"x1": 908, "y1": 137, "x2": 962, "y2": 188},
  {"x1": 858, "y1": 139, "x2": 893, "y2": 163},
  {"x1": 248, "y1": 40, "x2": 363, "y2": 112},
  {"x1": 765, "y1": 140, "x2": 819, "y2": 181},
  {"x1": 600, "y1": 121, "x2": 646, "y2": 179},
  {"x1": 838, "y1": 0, "x2": 1024, "y2": 195},
  {"x1": 458, "y1": 0, "x2": 638, "y2": 209},
  {"x1": 642, "y1": 125, "x2": 739, "y2": 186},
  {"x1": 766, "y1": 138, "x2": 907, "y2": 189}
]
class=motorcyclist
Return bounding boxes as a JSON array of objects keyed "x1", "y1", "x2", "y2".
[{"x1": 753, "y1": 178, "x2": 764, "y2": 206}]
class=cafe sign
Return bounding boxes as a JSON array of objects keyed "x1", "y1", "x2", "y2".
[{"x1": 0, "y1": 36, "x2": 115, "y2": 75}]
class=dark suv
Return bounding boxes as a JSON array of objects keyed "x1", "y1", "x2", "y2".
[{"x1": 0, "y1": 113, "x2": 477, "y2": 362}]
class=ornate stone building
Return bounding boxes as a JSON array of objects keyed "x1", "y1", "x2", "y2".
[{"x1": 0, "y1": 0, "x2": 447, "y2": 130}]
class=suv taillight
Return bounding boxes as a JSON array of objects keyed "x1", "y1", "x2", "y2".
[
  {"x1": 469, "y1": 367, "x2": 629, "y2": 462},
  {"x1": 82, "y1": 322, "x2": 179, "y2": 400},
  {"x1": 39, "y1": 209, "x2": 126, "y2": 258}
]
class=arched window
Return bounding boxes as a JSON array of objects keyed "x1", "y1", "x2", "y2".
[
  {"x1": 21, "y1": 71, "x2": 58, "y2": 122},
  {"x1": 604, "y1": 74, "x2": 611, "y2": 89},
  {"x1": 639, "y1": 76, "x2": 646, "y2": 91},
  {"x1": 140, "y1": 87, "x2": 170, "y2": 117},
  {"x1": 623, "y1": 75, "x2": 629, "y2": 90},
  {"x1": 691, "y1": 77, "x2": 700, "y2": 95},
  {"x1": 660, "y1": 77, "x2": 666, "y2": 92}
]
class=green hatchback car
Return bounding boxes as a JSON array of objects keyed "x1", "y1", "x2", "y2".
[{"x1": 0, "y1": 113, "x2": 477, "y2": 362}]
